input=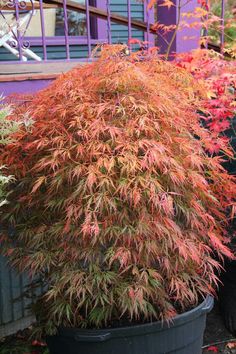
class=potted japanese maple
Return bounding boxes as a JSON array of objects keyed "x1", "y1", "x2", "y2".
[{"x1": 1, "y1": 46, "x2": 235, "y2": 354}]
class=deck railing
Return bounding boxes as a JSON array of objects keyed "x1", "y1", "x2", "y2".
[
  {"x1": 0, "y1": 0, "x2": 228, "y2": 63},
  {"x1": 1, "y1": 0, "x2": 229, "y2": 63},
  {"x1": 0, "y1": 0, "x2": 156, "y2": 62}
]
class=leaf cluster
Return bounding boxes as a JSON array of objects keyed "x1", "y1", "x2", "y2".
[
  {"x1": 176, "y1": 49, "x2": 236, "y2": 154},
  {"x1": 0, "y1": 101, "x2": 19, "y2": 208},
  {"x1": 209, "y1": 0, "x2": 236, "y2": 50}
]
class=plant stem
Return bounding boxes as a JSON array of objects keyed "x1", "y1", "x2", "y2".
[
  {"x1": 165, "y1": 0, "x2": 182, "y2": 60},
  {"x1": 202, "y1": 338, "x2": 236, "y2": 349}
]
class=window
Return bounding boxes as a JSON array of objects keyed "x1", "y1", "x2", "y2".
[
  {"x1": 55, "y1": 0, "x2": 87, "y2": 36},
  {"x1": 23, "y1": 0, "x2": 97, "y2": 39}
]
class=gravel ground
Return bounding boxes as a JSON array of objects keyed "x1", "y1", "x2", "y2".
[{"x1": 203, "y1": 302, "x2": 236, "y2": 353}]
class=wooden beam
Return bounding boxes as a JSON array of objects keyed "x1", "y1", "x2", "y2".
[{"x1": 0, "y1": 3, "x2": 59, "y2": 10}]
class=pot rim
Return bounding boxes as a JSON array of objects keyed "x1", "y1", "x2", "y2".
[{"x1": 57, "y1": 295, "x2": 213, "y2": 339}]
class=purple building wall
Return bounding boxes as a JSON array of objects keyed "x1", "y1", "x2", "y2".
[
  {"x1": 0, "y1": 79, "x2": 53, "y2": 97},
  {"x1": 157, "y1": 0, "x2": 200, "y2": 55},
  {"x1": 176, "y1": 0, "x2": 201, "y2": 53}
]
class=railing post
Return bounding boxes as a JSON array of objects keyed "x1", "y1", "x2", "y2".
[
  {"x1": 220, "y1": 0, "x2": 225, "y2": 52},
  {"x1": 106, "y1": 0, "x2": 112, "y2": 44},
  {"x1": 14, "y1": 0, "x2": 23, "y2": 61},
  {"x1": 127, "y1": 0, "x2": 131, "y2": 47},
  {"x1": 85, "y1": 0, "x2": 92, "y2": 57},
  {"x1": 144, "y1": 0, "x2": 155, "y2": 48},
  {"x1": 96, "y1": 0, "x2": 107, "y2": 43},
  {"x1": 145, "y1": 0, "x2": 150, "y2": 46},
  {"x1": 39, "y1": 0, "x2": 47, "y2": 60},
  {"x1": 62, "y1": 0, "x2": 70, "y2": 60}
]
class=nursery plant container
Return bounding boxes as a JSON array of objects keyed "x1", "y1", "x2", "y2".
[
  {"x1": 46, "y1": 296, "x2": 213, "y2": 354},
  {"x1": 222, "y1": 115, "x2": 236, "y2": 175}
]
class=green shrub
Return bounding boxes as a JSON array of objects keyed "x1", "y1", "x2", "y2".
[{"x1": 0, "y1": 101, "x2": 19, "y2": 207}]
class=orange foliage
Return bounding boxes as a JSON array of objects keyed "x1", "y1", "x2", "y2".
[{"x1": 1, "y1": 45, "x2": 235, "y2": 332}]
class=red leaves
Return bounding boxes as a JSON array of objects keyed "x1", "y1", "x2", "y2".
[
  {"x1": 31, "y1": 340, "x2": 47, "y2": 347},
  {"x1": 128, "y1": 287, "x2": 135, "y2": 299},
  {"x1": 208, "y1": 231, "x2": 234, "y2": 259},
  {"x1": 111, "y1": 247, "x2": 132, "y2": 269},
  {"x1": 31, "y1": 176, "x2": 47, "y2": 194},
  {"x1": 226, "y1": 341, "x2": 236, "y2": 349},
  {"x1": 197, "y1": 0, "x2": 210, "y2": 11},
  {"x1": 175, "y1": 50, "x2": 236, "y2": 147},
  {"x1": 128, "y1": 38, "x2": 141, "y2": 45},
  {"x1": 206, "y1": 346, "x2": 218, "y2": 352}
]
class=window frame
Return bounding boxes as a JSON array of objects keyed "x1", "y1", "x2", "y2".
[{"x1": 24, "y1": 0, "x2": 104, "y2": 46}]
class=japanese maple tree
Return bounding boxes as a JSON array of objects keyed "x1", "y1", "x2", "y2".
[{"x1": 1, "y1": 46, "x2": 235, "y2": 334}]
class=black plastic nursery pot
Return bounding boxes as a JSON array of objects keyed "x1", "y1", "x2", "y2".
[
  {"x1": 222, "y1": 115, "x2": 236, "y2": 175},
  {"x1": 46, "y1": 296, "x2": 213, "y2": 354}
]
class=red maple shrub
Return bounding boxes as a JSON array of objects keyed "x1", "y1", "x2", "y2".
[
  {"x1": 1, "y1": 45, "x2": 236, "y2": 333},
  {"x1": 175, "y1": 49, "x2": 236, "y2": 154}
]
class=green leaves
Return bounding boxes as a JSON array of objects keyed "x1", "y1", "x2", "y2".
[
  {"x1": 0, "y1": 102, "x2": 19, "y2": 209},
  {"x1": 0, "y1": 103, "x2": 17, "y2": 145}
]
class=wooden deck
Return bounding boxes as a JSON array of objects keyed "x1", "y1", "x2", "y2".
[{"x1": 0, "y1": 62, "x2": 84, "y2": 82}]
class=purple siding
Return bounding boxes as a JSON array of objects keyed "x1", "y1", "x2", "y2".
[
  {"x1": 157, "y1": 0, "x2": 200, "y2": 55},
  {"x1": 96, "y1": 0, "x2": 107, "y2": 42},
  {"x1": 0, "y1": 79, "x2": 52, "y2": 96},
  {"x1": 176, "y1": 0, "x2": 201, "y2": 53}
]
